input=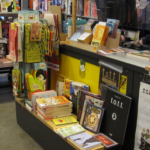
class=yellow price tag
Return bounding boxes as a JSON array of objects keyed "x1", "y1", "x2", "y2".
[{"x1": 93, "y1": 47, "x2": 97, "y2": 52}]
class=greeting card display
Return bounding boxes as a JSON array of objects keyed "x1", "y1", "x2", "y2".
[{"x1": 82, "y1": 103, "x2": 104, "y2": 133}]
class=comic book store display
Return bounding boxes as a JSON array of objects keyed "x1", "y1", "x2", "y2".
[{"x1": 9, "y1": 9, "x2": 134, "y2": 150}]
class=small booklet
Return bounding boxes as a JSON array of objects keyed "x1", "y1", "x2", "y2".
[
  {"x1": 52, "y1": 116, "x2": 77, "y2": 126},
  {"x1": 93, "y1": 133, "x2": 118, "y2": 148},
  {"x1": 69, "y1": 132, "x2": 102, "y2": 150},
  {"x1": 56, "y1": 124, "x2": 85, "y2": 138}
]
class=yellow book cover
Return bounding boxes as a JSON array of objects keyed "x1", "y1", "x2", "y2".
[
  {"x1": 36, "y1": 96, "x2": 71, "y2": 108},
  {"x1": 91, "y1": 25, "x2": 106, "y2": 47},
  {"x1": 52, "y1": 116, "x2": 77, "y2": 125},
  {"x1": 64, "y1": 79, "x2": 72, "y2": 99}
]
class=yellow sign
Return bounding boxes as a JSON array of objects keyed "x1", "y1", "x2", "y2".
[{"x1": 119, "y1": 75, "x2": 127, "y2": 95}]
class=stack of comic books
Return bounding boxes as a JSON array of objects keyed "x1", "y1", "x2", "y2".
[{"x1": 36, "y1": 96, "x2": 73, "y2": 120}]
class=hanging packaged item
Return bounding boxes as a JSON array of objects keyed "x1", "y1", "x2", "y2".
[
  {"x1": 25, "y1": 62, "x2": 47, "y2": 99},
  {"x1": 30, "y1": 22, "x2": 42, "y2": 41},
  {"x1": 44, "y1": 13, "x2": 60, "y2": 71},
  {"x1": 12, "y1": 63, "x2": 21, "y2": 97},
  {"x1": 24, "y1": 24, "x2": 46, "y2": 63},
  {"x1": 9, "y1": 23, "x2": 17, "y2": 61}
]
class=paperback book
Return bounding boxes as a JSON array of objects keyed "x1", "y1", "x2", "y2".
[
  {"x1": 93, "y1": 133, "x2": 118, "y2": 148},
  {"x1": 52, "y1": 116, "x2": 77, "y2": 126},
  {"x1": 56, "y1": 124, "x2": 85, "y2": 138},
  {"x1": 69, "y1": 132, "x2": 102, "y2": 150}
]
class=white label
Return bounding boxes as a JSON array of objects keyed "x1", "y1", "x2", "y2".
[
  {"x1": 78, "y1": 32, "x2": 91, "y2": 41},
  {"x1": 84, "y1": 25, "x2": 91, "y2": 31},
  {"x1": 80, "y1": 65, "x2": 85, "y2": 72}
]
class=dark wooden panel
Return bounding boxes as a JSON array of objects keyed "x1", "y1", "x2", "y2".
[{"x1": 16, "y1": 101, "x2": 75, "y2": 150}]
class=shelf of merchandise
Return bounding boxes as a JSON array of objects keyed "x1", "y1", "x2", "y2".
[
  {"x1": 15, "y1": 98, "x2": 105, "y2": 150},
  {"x1": 60, "y1": 45, "x2": 149, "y2": 74},
  {"x1": 0, "y1": 12, "x2": 18, "y2": 16},
  {"x1": 58, "y1": 44, "x2": 148, "y2": 150},
  {"x1": 62, "y1": 12, "x2": 98, "y2": 20}
]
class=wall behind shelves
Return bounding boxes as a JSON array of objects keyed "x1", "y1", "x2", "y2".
[{"x1": 51, "y1": 54, "x2": 100, "y2": 94}]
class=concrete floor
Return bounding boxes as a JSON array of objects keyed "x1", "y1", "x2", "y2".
[{"x1": 0, "y1": 74, "x2": 43, "y2": 150}]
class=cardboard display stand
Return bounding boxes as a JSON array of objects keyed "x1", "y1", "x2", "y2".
[{"x1": 65, "y1": 32, "x2": 120, "y2": 53}]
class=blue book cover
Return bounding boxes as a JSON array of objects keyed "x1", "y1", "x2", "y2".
[{"x1": 106, "y1": 19, "x2": 117, "y2": 37}]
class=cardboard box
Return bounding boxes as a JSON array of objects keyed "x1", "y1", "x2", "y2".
[{"x1": 78, "y1": 32, "x2": 93, "y2": 44}]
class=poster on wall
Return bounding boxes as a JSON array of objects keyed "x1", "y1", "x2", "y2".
[{"x1": 134, "y1": 82, "x2": 150, "y2": 150}]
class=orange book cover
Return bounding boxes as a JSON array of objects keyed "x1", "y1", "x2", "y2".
[
  {"x1": 101, "y1": 26, "x2": 110, "y2": 46},
  {"x1": 91, "y1": 25, "x2": 106, "y2": 47},
  {"x1": 36, "y1": 96, "x2": 71, "y2": 108}
]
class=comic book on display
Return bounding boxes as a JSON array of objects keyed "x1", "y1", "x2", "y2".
[
  {"x1": 82, "y1": 103, "x2": 104, "y2": 134},
  {"x1": 100, "y1": 85, "x2": 131, "y2": 145},
  {"x1": 30, "y1": 90, "x2": 57, "y2": 112},
  {"x1": 78, "y1": 91, "x2": 104, "y2": 125},
  {"x1": 77, "y1": 90, "x2": 101, "y2": 121}
]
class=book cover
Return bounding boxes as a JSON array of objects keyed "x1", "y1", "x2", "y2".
[
  {"x1": 30, "y1": 90, "x2": 57, "y2": 112},
  {"x1": 56, "y1": 124, "x2": 85, "y2": 138},
  {"x1": 69, "y1": 132, "x2": 102, "y2": 150},
  {"x1": 36, "y1": 96, "x2": 71, "y2": 108},
  {"x1": 85, "y1": 0, "x2": 90, "y2": 17},
  {"x1": 64, "y1": 79, "x2": 72, "y2": 99},
  {"x1": 99, "y1": 64, "x2": 120, "y2": 96},
  {"x1": 100, "y1": 86, "x2": 132, "y2": 145},
  {"x1": 94, "y1": 133, "x2": 118, "y2": 148},
  {"x1": 106, "y1": 19, "x2": 117, "y2": 37},
  {"x1": 79, "y1": 95, "x2": 104, "y2": 125},
  {"x1": 91, "y1": 2, "x2": 97, "y2": 18},
  {"x1": 83, "y1": 103, "x2": 104, "y2": 133},
  {"x1": 52, "y1": 116, "x2": 77, "y2": 125},
  {"x1": 77, "y1": 90, "x2": 100, "y2": 121},
  {"x1": 91, "y1": 25, "x2": 106, "y2": 47}
]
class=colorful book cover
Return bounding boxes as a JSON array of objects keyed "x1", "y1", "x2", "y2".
[
  {"x1": 36, "y1": 96, "x2": 71, "y2": 108},
  {"x1": 56, "y1": 124, "x2": 85, "y2": 138},
  {"x1": 25, "y1": 70, "x2": 47, "y2": 99},
  {"x1": 52, "y1": 116, "x2": 77, "y2": 125},
  {"x1": 91, "y1": 25, "x2": 106, "y2": 47},
  {"x1": 80, "y1": 95, "x2": 104, "y2": 126},
  {"x1": 106, "y1": 19, "x2": 117, "y2": 37},
  {"x1": 91, "y1": 2, "x2": 97, "y2": 18},
  {"x1": 30, "y1": 90, "x2": 57, "y2": 112},
  {"x1": 82, "y1": 103, "x2": 104, "y2": 133},
  {"x1": 94, "y1": 133, "x2": 118, "y2": 148},
  {"x1": 64, "y1": 79, "x2": 72, "y2": 99},
  {"x1": 85, "y1": 0, "x2": 91, "y2": 16}
]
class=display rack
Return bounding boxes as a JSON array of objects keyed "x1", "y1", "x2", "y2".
[{"x1": 15, "y1": 97, "x2": 104, "y2": 150}]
